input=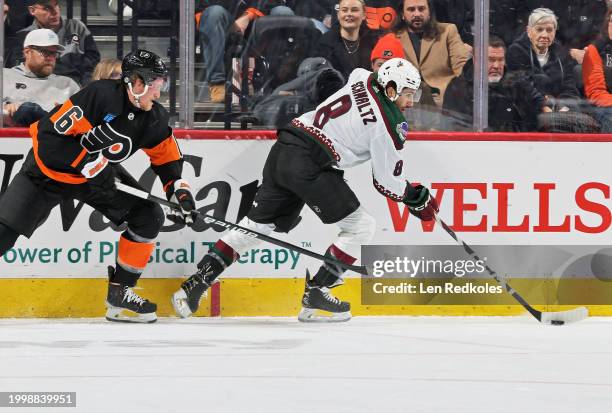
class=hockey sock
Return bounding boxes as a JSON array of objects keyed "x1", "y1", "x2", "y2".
[
  {"x1": 114, "y1": 233, "x2": 155, "y2": 286},
  {"x1": 111, "y1": 265, "x2": 140, "y2": 287},
  {"x1": 311, "y1": 266, "x2": 340, "y2": 288},
  {"x1": 311, "y1": 245, "x2": 356, "y2": 288},
  {"x1": 207, "y1": 240, "x2": 237, "y2": 267}
]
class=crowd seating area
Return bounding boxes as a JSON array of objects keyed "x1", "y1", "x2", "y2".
[{"x1": 2, "y1": 0, "x2": 611, "y2": 132}]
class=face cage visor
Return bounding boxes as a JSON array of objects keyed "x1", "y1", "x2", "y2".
[
  {"x1": 398, "y1": 87, "x2": 422, "y2": 103},
  {"x1": 146, "y1": 76, "x2": 169, "y2": 93}
]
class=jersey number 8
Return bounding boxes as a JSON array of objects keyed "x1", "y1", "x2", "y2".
[{"x1": 313, "y1": 95, "x2": 352, "y2": 129}]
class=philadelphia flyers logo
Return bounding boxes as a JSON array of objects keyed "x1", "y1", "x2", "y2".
[{"x1": 80, "y1": 123, "x2": 133, "y2": 162}]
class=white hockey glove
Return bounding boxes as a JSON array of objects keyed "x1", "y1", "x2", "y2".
[{"x1": 165, "y1": 179, "x2": 196, "y2": 226}]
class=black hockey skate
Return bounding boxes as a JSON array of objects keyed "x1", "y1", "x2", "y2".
[
  {"x1": 105, "y1": 267, "x2": 157, "y2": 323},
  {"x1": 298, "y1": 270, "x2": 351, "y2": 323},
  {"x1": 172, "y1": 255, "x2": 223, "y2": 318}
]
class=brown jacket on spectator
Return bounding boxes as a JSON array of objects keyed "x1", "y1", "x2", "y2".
[{"x1": 395, "y1": 22, "x2": 469, "y2": 106}]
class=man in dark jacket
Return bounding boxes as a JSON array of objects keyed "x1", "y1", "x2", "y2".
[
  {"x1": 3, "y1": 1, "x2": 34, "y2": 65},
  {"x1": 6, "y1": 0, "x2": 100, "y2": 86},
  {"x1": 443, "y1": 36, "x2": 545, "y2": 131},
  {"x1": 251, "y1": 57, "x2": 344, "y2": 127},
  {"x1": 196, "y1": 0, "x2": 294, "y2": 103}
]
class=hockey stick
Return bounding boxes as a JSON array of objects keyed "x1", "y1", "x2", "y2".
[
  {"x1": 434, "y1": 215, "x2": 588, "y2": 325},
  {"x1": 115, "y1": 182, "x2": 369, "y2": 275}
]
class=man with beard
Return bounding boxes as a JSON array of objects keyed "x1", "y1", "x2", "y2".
[
  {"x1": 2, "y1": 29, "x2": 80, "y2": 126},
  {"x1": 392, "y1": 0, "x2": 469, "y2": 108},
  {"x1": 5, "y1": 0, "x2": 100, "y2": 86},
  {"x1": 443, "y1": 36, "x2": 545, "y2": 132}
]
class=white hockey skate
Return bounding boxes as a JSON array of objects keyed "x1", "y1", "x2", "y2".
[{"x1": 298, "y1": 271, "x2": 351, "y2": 323}]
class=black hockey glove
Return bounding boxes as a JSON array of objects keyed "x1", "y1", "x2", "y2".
[
  {"x1": 403, "y1": 184, "x2": 439, "y2": 222},
  {"x1": 165, "y1": 179, "x2": 196, "y2": 226},
  {"x1": 86, "y1": 162, "x2": 117, "y2": 199}
]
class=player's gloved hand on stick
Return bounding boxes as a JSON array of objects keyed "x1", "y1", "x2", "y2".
[
  {"x1": 403, "y1": 184, "x2": 439, "y2": 221},
  {"x1": 165, "y1": 179, "x2": 196, "y2": 226},
  {"x1": 86, "y1": 161, "x2": 117, "y2": 199}
]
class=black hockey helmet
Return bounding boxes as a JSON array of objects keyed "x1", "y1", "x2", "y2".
[{"x1": 121, "y1": 49, "x2": 168, "y2": 87}]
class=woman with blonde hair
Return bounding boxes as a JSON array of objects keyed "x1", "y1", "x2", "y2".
[
  {"x1": 92, "y1": 58, "x2": 122, "y2": 81},
  {"x1": 312, "y1": 0, "x2": 380, "y2": 82}
]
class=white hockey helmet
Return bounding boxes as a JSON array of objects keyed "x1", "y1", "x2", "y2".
[{"x1": 377, "y1": 58, "x2": 421, "y2": 102}]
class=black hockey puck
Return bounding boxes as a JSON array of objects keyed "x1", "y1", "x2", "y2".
[{"x1": 551, "y1": 320, "x2": 565, "y2": 325}]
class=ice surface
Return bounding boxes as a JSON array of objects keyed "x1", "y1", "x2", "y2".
[{"x1": 1, "y1": 316, "x2": 611, "y2": 413}]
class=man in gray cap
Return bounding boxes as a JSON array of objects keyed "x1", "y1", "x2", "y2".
[
  {"x1": 3, "y1": 28, "x2": 80, "y2": 126},
  {"x1": 5, "y1": 0, "x2": 100, "y2": 86}
]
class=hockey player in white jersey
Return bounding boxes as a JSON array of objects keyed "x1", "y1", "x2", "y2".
[{"x1": 172, "y1": 58, "x2": 439, "y2": 322}]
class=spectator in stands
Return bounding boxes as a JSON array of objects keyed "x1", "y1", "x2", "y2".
[
  {"x1": 331, "y1": 0, "x2": 398, "y2": 32},
  {"x1": 506, "y1": 8, "x2": 580, "y2": 112},
  {"x1": 392, "y1": 0, "x2": 469, "y2": 107},
  {"x1": 4, "y1": 1, "x2": 34, "y2": 64},
  {"x1": 370, "y1": 31, "x2": 405, "y2": 72},
  {"x1": 433, "y1": 0, "x2": 526, "y2": 50},
  {"x1": 582, "y1": 8, "x2": 612, "y2": 132},
  {"x1": 507, "y1": 8, "x2": 601, "y2": 132},
  {"x1": 312, "y1": 0, "x2": 380, "y2": 82},
  {"x1": 196, "y1": 1, "x2": 294, "y2": 103},
  {"x1": 522, "y1": 1, "x2": 608, "y2": 65},
  {"x1": 92, "y1": 58, "x2": 122, "y2": 81},
  {"x1": 251, "y1": 57, "x2": 344, "y2": 127},
  {"x1": 3, "y1": 29, "x2": 80, "y2": 127},
  {"x1": 443, "y1": 36, "x2": 546, "y2": 132},
  {"x1": 293, "y1": 0, "x2": 335, "y2": 33},
  {"x1": 4, "y1": 1, "x2": 34, "y2": 35},
  {"x1": 5, "y1": 0, "x2": 100, "y2": 86}
]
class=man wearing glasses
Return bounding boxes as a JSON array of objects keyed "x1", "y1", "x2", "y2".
[
  {"x1": 3, "y1": 28, "x2": 80, "y2": 127},
  {"x1": 6, "y1": 0, "x2": 100, "y2": 86}
]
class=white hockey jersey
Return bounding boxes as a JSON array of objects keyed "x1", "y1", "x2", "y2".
[{"x1": 287, "y1": 68, "x2": 410, "y2": 201}]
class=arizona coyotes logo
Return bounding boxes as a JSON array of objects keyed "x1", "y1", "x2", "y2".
[{"x1": 396, "y1": 121, "x2": 409, "y2": 141}]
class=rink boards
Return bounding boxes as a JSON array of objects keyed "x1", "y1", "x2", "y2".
[{"x1": 2, "y1": 129, "x2": 612, "y2": 317}]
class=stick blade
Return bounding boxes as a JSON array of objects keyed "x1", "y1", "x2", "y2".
[{"x1": 540, "y1": 306, "x2": 589, "y2": 325}]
